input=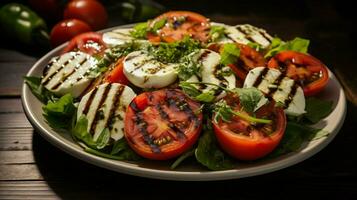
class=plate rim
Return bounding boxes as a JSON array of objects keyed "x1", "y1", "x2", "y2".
[{"x1": 21, "y1": 24, "x2": 347, "y2": 181}]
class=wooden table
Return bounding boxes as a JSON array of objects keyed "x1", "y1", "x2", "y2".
[{"x1": 1, "y1": 1, "x2": 356, "y2": 199}]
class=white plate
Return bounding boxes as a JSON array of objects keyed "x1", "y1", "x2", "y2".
[{"x1": 21, "y1": 25, "x2": 347, "y2": 181}]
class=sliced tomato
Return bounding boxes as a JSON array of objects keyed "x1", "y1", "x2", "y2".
[
  {"x1": 103, "y1": 57, "x2": 129, "y2": 85},
  {"x1": 267, "y1": 51, "x2": 329, "y2": 96},
  {"x1": 213, "y1": 96, "x2": 286, "y2": 160},
  {"x1": 62, "y1": 32, "x2": 107, "y2": 55},
  {"x1": 148, "y1": 11, "x2": 210, "y2": 43},
  {"x1": 124, "y1": 89, "x2": 203, "y2": 160}
]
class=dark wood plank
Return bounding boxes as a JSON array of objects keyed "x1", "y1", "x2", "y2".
[
  {"x1": 0, "y1": 98, "x2": 23, "y2": 113},
  {"x1": 0, "y1": 128, "x2": 33, "y2": 151},
  {"x1": 0, "y1": 151, "x2": 34, "y2": 164},
  {"x1": 0, "y1": 62, "x2": 35, "y2": 97},
  {"x1": 0, "y1": 113, "x2": 32, "y2": 129}
]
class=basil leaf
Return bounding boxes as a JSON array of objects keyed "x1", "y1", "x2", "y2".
[
  {"x1": 264, "y1": 37, "x2": 310, "y2": 58},
  {"x1": 220, "y1": 43, "x2": 240, "y2": 65},
  {"x1": 232, "y1": 88, "x2": 267, "y2": 113},
  {"x1": 152, "y1": 18, "x2": 166, "y2": 32},
  {"x1": 95, "y1": 128, "x2": 110, "y2": 149},
  {"x1": 209, "y1": 25, "x2": 226, "y2": 42},
  {"x1": 130, "y1": 22, "x2": 149, "y2": 39},
  {"x1": 72, "y1": 116, "x2": 96, "y2": 147},
  {"x1": 43, "y1": 94, "x2": 76, "y2": 130},
  {"x1": 24, "y1": 76, "x2": 55, "y2": 103},
  {"x1": 170, "y1": 149, "x2": 195, "y2": 169},
  {"x1": 304, "y1": 97, "x2": 333, "y2": 124},
  {"x1": 195, "y1": 128, "x2": 234, "y2": 170},
  {"x1": 213, "y1": 100, "x2": 234, "y2": 123}
]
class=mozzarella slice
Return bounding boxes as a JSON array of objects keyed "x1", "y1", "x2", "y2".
[
  {"x1": 41, "y1": 52, "x2": 98, "y2": 98},
  {"x1": 188, "y1": 49, "x2": 236, "y2": 97},
  {"x1": 210, "y1": 23, "x2": 273, "y2": 49},
  {"x1": 77, "y1": 82, "x2": 136, "y2": 141},
  {"x1": 123, "y1": 51, "x2": 178, "y2": 88},
  {"x1": 244, "y1": 67, "x2": 306, "y2": 116},
  {"x1": 103, "y1": 28, "x2": 135, "y2": 46}
]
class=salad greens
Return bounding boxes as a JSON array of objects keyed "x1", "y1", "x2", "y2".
[
  {"x1": 209, "y1": 25, "x2": 226, "y2": 42},
  {"x1": 219, "y1": 43, "x2": 241, "y2": 65},
  {"x1": 24, "y1": 76, "x2": 55, "y2": 103},
  {"x1": 265, "y1": 37, "x2": 310, "y2": 58}
]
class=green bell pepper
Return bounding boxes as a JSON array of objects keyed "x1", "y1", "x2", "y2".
[{"x1": 0, "y1": 3, "x2": 49, "y2": 46}]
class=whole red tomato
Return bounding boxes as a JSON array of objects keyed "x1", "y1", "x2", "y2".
[
  {"x1": 63, "y1": 0, "x2": 108, "y2": 30},
  {"x1": 50, "y1": 19, "x2": 92, "y2": 47}
]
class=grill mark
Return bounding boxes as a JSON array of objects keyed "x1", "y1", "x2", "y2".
[
  {"x1": 42, "y1": 55, "x2": 77, "y2": 86},
  {"x1": 82, "y1": 87, "x2": 98, "y2": 115},
  {"x1": 89, "y1": 84, "x2": 112, "y2": 135},
  {"x1": 43, "y1": 57, "x2": 59, "y2": 77},
  {"x1": 259, "y1": 30, "x2": 272, "y2": 42},
  {"x1": 285, "y1": 82, "x2": 298, "y2": 108},
  {"x1": 107, "y1": 85, "x2": 125, "y2": 132},
  {"x1": 155, "y1": 104, "x2": 186, "y2": 140},
  {"x1": 198, "y1": 50, "x2": 210, "y2": 61},
  {"x1": 50, "y1": 57, "x2": 88, "y2": 90},
  {"x1": 125, "y1": 52, "x2": 143, "y2": 62},
  {"x1": 267, "y1": 72, "x2": 285, "y2": 96},
  {"x1": 129, "y1": 58, "x2": 155, "y2": 73},
  {"x1": 130, "y1": 101, "x2": 161, "y2": 153},
  {"x1": 166, "y1": 90, "x2": 200, "y2": 128},
  {"x1": 236, "y1": 26, "x2": 255, "y2": 43},
  {"x1": 253, "y1": 67, "x2": 269, "y2": 88}
]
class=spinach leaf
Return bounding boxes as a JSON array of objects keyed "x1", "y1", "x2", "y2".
[
  {"x1": 179, "y1": 81, "x2": 201, "y2": 97},
  {"x1": 232, "y1": 87, "x2": 267, "y2": 113},
  {"x1": 72, "y1": 115, "x2": 96, "y2": 147},
  {"x1": 170, "y1": 149, "x2": 195, "y2": 169},
  {"x1": 195, "y1": 128, "x2": 234, "y2": 170},
  {"x1": 264, "y1": 37, "x2": 310, "y2": 58},
  {"x1": 110, "y1": 138, "x2": 141, "y2": 161},
  {"x1": 43, "y1": 94, "x2": 76, "y2": 130},
  {"x1": 220, "y1": 43, "x2": 240, "y2": 65},
  {"x1": 268, "y1": 122, "x2": 329, "y2": 158},
  {"x1": 24, "y1": 76, "x2": 55, "y2": 103},
  {"x1": 304, "y1": 97, "x2": 333, "y2": 124},
  {"x1": 95, "y1": 128, "x2": 111, "y2": 150}
]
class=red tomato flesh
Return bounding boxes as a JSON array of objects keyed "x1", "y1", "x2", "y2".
[
  {"x1": 124, "y1": 89, "x2": 203, "y2": 160},
  {"x1": 213, "y1": 97, "x2": 286, "y2": 160}
]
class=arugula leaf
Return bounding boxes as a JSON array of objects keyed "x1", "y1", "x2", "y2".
[
  {"x1": 43, "y1": 94, "x2": 76, "y2": 130},
  {"x1": 265, "y1": 37, "x2": 310, "y2": 58},
  {"x1": 209, "y1": 25, "x2": 226, "y2": 42},
  {"x1": 170, "y1": 149, "x2": 195, "y2": 169},
  {"x1": 24, "y1": 76, "x2": 55, "y2": 103},
  {"x1": 232, "y1": 88, "x2": 267, "y2": 113},
  {"x1": 152, "y1": 18, "x2": 166, "y2": 32},
  {"x1": 195, "y1": 91, "x2": 216, "y2": 103},
  {"x1": 130, "y1": 22, "x2": 149, "y2": 39},
  {"x1": 179, "y1": 81, "x2": 201, "y2": 97},
  {"x1": 268, "y1": 122, "x2": 329, "y2": 158},
  {"x1": 195, "y1": 128, "x2": 234, "y2": 170},
  {"x1": 213, "y1": 100, "x2": 272, "y2": 124},
  {"x1": 304, "y1": 97, "x2": 333, "y2": 124},
  {"x1": 220, "y1": 43, "x2": 240, "y2": 65}
]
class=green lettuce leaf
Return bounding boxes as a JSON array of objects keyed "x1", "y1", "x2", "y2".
[
  {"x1": 265, "y1": 37, "x2": 310, "y2": 58},
  {"x1": 220, "y1": 43, "x2": 240, "y2": 65}
]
